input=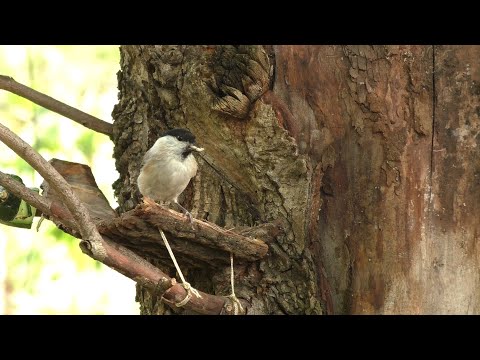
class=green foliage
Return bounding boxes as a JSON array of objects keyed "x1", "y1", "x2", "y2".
[
  {"x1": 75, "y1": 132, "x2": 95, "y2": 162},
  {"x1": 33, "y1": 123, "x2": 59, "y2": 152}
]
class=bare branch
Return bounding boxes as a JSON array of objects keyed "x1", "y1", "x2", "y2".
[
  {"x1": 98, "y1": 203, "x2": 269, "y2": 265},
  {"x1": 0, "y1": 75, "x2": 113, "y2": 137},
  {"x1": 0, "y1": 122, "x2": 105, "y2": 259}
]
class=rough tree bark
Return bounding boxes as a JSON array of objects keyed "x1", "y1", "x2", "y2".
[{"x1": 111, "y1": 45, "x2": 480, "y2": 314}]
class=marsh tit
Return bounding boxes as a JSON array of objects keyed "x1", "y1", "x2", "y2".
[{"x1": 137, "y1": 128, "x2": 204, "y2": 223}]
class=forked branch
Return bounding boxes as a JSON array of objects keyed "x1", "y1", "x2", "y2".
[{"x1": 0, "y1": 122, "x2": 105, "y2": 258}]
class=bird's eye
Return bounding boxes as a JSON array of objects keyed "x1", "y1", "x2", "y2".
[{"x1": 177, "y1": 136, "x2": 183, "y2": 141}]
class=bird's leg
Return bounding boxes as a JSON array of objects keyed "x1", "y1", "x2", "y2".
[{"x1": 173, "y1": 200, "x2": 194, "y2": 227}]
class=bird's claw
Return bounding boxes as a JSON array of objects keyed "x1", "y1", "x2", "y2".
[
  {"x1": 185, "y1": 211, "x2": 195, "y2": 230},
  {"x1": 174, "y1": 201, "x2": 195, "y2": 229}
]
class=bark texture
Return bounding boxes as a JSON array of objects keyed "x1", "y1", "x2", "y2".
[
  {"x1": 428, "y1": 46, "x2": 480, "y2": 314},
  {"x1": 111, "y1": 45, "x2": 480, "y2": 314},
  {"x1": 112, "y1": 45, "x2": 322, "y2": 314}
]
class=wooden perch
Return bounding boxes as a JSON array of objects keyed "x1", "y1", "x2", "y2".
[
  {"x1": 98, "y1": 204, "x2": 269, "y2": 265},
  {"x1": 40, "y1": 159, "x2": 268, "y2": 269}
]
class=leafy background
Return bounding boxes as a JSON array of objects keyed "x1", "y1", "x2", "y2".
[{"x1": 0, "y1": 46, "x2": 138, "y2": 314}]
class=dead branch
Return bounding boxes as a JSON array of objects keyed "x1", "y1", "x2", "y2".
[
  {"x1": 98, "y1": 204, "x2": 269, "y2": 265},
  {"x1": 0, "y1": 75, "x2": 113, "y2": 137}
]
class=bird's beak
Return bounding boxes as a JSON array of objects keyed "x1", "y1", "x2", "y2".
[{"x1": 190, "y1": 145, "x2": 204, "y2": 152}]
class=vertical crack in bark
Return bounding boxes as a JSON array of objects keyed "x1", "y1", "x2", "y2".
[{"x1": 429, "y1": 45, "x2": 436, "y2": 205}]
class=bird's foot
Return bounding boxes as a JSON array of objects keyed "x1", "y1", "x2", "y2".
[
  {"x1": 185, "y1": 210, "x2": 194, "y2": 226},
  {"x1": 174, "y1": 201, "x2": 195, "y2": 229},
  {"x1": 183, "y1": 210, "x2": 195, "y2": 230}
]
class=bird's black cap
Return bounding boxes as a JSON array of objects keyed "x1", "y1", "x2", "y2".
[{"x1": 161, "y1": 128, "x2": 196, "y2": 144}]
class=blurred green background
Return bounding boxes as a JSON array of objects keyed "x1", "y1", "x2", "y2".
[{"x1": 0, "y1": 45, "x2": 138, "y2": 314}]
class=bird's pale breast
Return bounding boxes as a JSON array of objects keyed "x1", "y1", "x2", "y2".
[{"x1": 138, "y1": 154, "x2": 198, "y2": 202}]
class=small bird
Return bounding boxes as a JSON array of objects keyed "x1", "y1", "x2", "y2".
[{"x1": 137, "y1": 128, "x2": 204, "y2": 223}]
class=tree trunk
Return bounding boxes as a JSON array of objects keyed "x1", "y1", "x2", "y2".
[{"x1": 111, "y1": 45, "x2": 480, "y2": 314}]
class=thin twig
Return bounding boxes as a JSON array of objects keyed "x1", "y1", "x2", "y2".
[
  {"x1": 0, "y1": 122, "x2": 105, "y2": 259},
  {"x1": 0, "y1": 75, "x2": 113, "y2": 137}
]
